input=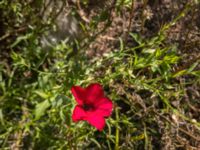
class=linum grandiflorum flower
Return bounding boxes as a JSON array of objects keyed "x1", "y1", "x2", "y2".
[{"x1": 71, "y1": 83, "x2": 113, "y2": 131}]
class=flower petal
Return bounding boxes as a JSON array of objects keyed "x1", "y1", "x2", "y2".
[
  {"x1": 72, "y1": 105, "x2": 86, "y2": 122},
  {"x1": 86, "y1": 114, "x2": 105, "y2": 131},
  {"x1": 85, "y1": 83, "x2": 104, "y2": 104},
  {"x1": 95, "y1": 97, "x2": 113, "y2": 117},
  {"x1": 71, "y1": 86, "x2": 86, "y2": 105}
]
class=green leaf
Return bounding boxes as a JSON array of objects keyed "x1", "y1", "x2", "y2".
[
  {"x1": 11, "y1": 33, "x2": 33, "y2": 48},
  {"x1": 191, "y1": 71, "x2": 200, "y2": 77},
  {"x1": 34, "y1": 90, "x2": 49, "y2": 99},
  {"x1": 0, "y1": 109, "x2": 4, "y2": 125},
  {"x1": 35, "y1": 100, "x2": 51, "y2": 120},
  {"x1": 129, "y1": 33, "x2": 143, "y2": 45},
  {"x1": 187, "y1": 62, "x2": 199, "y2": 73},
  {"x1": 172, "y1": 70, "x2": 187, "y2": 78}
]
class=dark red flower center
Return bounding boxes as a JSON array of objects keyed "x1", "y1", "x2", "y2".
[{"x1": 82, "y1": 103, "x2": 95, "y2": 111}]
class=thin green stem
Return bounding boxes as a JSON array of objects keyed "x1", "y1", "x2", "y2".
[{"x1": 115, "y1": 106, "x2": 119, "y2": 150}]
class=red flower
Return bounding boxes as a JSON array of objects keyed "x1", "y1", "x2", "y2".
[{"x1": 71, "y1": 83, "x2": 113, "y2": 131}]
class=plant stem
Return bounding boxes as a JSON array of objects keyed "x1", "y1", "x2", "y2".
[{"x1": 115, "y1": 106, "x2": 119, "y2": 150}]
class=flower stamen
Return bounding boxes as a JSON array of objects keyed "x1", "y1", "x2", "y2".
[{"x1": 83, "y1": 104, "x2": 95, "y2": 111}]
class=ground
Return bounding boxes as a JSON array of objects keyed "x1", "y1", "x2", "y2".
[{"x1": 0, "y1": 0, "x2": 200, "y2": 149}]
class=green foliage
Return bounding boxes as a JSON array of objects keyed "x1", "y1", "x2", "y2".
[{"x1": 0, "y1": 0, "x2": 200, "y2": 149}]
